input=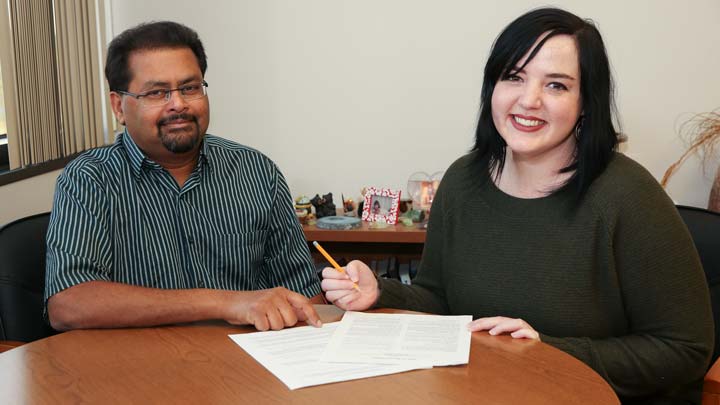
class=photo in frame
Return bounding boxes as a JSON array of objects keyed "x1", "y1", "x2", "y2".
[
  {"x1": 407, "y1": 171, "x2": 443, "y2": 211},
  {"x1": 361, "y1": 187, "x2": 401, "y2": 224}
]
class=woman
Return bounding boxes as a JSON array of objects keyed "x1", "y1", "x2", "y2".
[{"x1": 321, "y1": 7, "x2": 713, "y2": 403}]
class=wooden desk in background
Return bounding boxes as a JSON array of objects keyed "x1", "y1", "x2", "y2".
[
  {"x1": 303, "y1": 222, "x2": 426, "y2": 277},
  {"x1": 0, "y1": 307, "x2": 619, "y2": 404}
]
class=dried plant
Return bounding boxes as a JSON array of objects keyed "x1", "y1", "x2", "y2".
[{"x1": 661, "y1": 110, "x2": 720, "y2": 212}]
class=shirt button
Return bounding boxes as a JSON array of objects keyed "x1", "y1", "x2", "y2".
[
  {"x1": 198, "y1": 280, "x2": 205, "y2": 288},
  {"x1": 188, "y1": 235, "x2": 195, "y2": 244}
]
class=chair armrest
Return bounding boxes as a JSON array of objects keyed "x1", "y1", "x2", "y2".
[{"x1": 0, "y1": 340, "x2": 25, "y2": 353}]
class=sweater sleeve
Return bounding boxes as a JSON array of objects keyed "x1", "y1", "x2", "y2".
[
  {"x1": 542, "y1": 178, "x2": 713, "y2": 400},
  {"x1": 374, "y1": 179, "x2": 449, "y2": 315}
]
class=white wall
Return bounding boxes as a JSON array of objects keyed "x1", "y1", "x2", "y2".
[
  {"x1": 108, "y1": 0, "x2": 720, "y2": 207},
  {"x1": 0, "y1": 170, "x2": 61, "y2": 225},
  {"x1": 2, "y1": 0, "x2": 718, "y2": 224}
]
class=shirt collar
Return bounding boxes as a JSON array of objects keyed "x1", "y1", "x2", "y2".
[
  {"x1": 119, "y1": 129, "x2": 151, "y2": 178},
  {"x1": 119, "y1": 129, "x2": 211, "y2": 178},
  {"x1": 198, "y1": 136, "x2": 210, "y2": 169}
]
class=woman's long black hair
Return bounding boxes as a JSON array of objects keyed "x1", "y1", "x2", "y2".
[{"x1": 473, "y1": 7, "x2": 619, "y2": 202}]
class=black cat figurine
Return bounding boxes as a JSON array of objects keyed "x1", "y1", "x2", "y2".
[{"x1": 310, "y1": 193, "x2": 337, "y2": 218}]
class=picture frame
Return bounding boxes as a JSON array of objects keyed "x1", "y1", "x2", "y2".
[
  {"x1": 416, "y1": 179, "x2": 439, "y2": 211},
  {"x1": 362, "y1": 187, "x2": 401, "y2": 225},
  {"x1": 407, "y1": 171, "x2": 443, "y2": 211}
]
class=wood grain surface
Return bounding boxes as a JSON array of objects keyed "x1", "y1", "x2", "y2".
[{"x1": 0, "y1": 306, "x2": 618, "y2": 404}]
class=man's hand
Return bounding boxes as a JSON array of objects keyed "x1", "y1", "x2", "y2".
[{"x1": 226, "y1": 287, "x2": 322, "y2": 331}]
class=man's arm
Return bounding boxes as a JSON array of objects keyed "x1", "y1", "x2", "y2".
[
  {"x1": 48, "y1": 281, "x2": 321, "y2": 331},
  {"x1": 259, "y1": 165, "x2": 323, "y2": 297}
]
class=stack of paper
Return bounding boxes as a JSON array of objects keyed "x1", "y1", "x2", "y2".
[{"x1": 229, "y1": 311, "x2": 472, "y2": 390}]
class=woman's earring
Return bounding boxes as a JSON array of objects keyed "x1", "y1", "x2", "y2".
[{"x1": 575, "y1": 116, "x2": 585, "y2": 140}]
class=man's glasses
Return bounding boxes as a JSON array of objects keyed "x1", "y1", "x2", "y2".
[{"x1": 115, "y1": 81, "x2": 208, "y2": 107}]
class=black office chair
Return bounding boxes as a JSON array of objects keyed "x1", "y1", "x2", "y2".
[
  {"x1": 676, "y1": 205, "x2": 720, "y2": 404},
  {"x1": 0, "y1": 212, "x2": 56, "y2": 346}
]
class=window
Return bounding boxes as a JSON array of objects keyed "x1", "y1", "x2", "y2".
[
  {"x1": 0, "y1": 66, "x2": 6, "y2": 134},
  {"x1": 0, "y1": 0, "x2": 114, "y2": 184},
  {"x1": 0, "y1": 66, "x2": 8, "y2": 172}
]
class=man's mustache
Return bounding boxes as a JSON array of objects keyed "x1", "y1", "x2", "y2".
[{"x1": 158, "y1": 114, "x2": 197, "y2": 126}]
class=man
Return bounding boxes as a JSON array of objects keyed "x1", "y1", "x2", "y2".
[{"x1": 45, "y1": 21, "x2": 323, "y2": 332}]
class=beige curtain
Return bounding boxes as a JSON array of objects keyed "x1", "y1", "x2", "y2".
[{"x1": 0, "y1": 0, "x2": 112, "y2": 170}]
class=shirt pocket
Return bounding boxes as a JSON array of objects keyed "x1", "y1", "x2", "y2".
[{"x1": 206, "y1": 230, "x2": 268, "y2": 289}]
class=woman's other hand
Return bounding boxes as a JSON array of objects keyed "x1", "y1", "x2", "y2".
[
  {"x1": 321, "y1": 260, "x2": 379, "y2": 311},
  {"x1": 468, "y1": 316, "x2": 541, "y2": 340}
]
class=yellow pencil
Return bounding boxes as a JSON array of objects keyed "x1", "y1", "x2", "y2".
[{"x1": 312, "y1": 241, "x2": 360, "y2": 291}]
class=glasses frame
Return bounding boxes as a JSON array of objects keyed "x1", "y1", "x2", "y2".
[{"x1": 115, "y1": 80, "x2": 208, "y2": 107}]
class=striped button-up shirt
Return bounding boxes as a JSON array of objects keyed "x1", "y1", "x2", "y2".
[{"x1": 45, "y1": 131, "x2": 320, "y2": 306}]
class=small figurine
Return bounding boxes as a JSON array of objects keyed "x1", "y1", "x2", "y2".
[
  {"x1": 341, "y1": 194, "x2": 356, "y2": 217},
  {"x1": 310, "y1": 193, "x2": 337, "y2": 218},
  {"x1": 294, "y1": 196, "x2": 312, "y2": 224},
  {"x1": 400, "y1": 205, "x2": 425, "y2": 223},
  {"x1": 295, "y1": 196, "x2": 311, "y2": 214},
  {"x1": 357, "y1": 187, "x2": 367, "y2": 217}
]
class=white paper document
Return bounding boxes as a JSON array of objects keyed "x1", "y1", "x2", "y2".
[
  {"x1": 321, "y1": 311, "x2": 473, "y2": 366},
  {"x1": 229, "y1": 323, "x2": 428, "y2": 390}
]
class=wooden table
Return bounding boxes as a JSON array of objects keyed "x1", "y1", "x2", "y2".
[
  {"x1": 0, "y1": 306, "x2": 619, "y2": 404},
  {"x1": 303, "y1": 222, "x2": 426, "y2": 277}
]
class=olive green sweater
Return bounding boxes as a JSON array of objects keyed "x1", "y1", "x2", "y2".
[{"x1": 377, "y1": 152, "x2": 713, "y2": 403}]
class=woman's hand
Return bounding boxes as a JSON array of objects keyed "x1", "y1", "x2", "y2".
[
  {"x1": 468, "y1": 316, "x2": 541, "y2": 340},
  {"x1": 321, "y1": 260, "x2": 379, "y2": 311}
]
